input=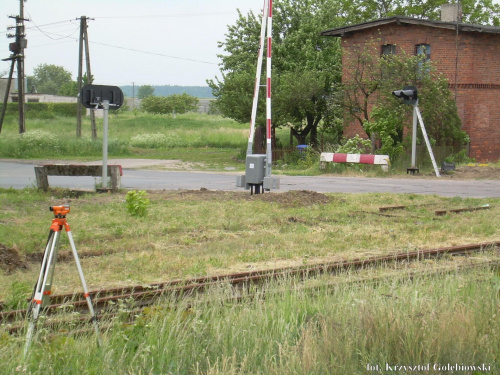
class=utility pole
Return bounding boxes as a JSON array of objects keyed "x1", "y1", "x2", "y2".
[
  {"x1": 1, "y1": 1, "x2": 29, "y2": 134},
  {"x1": 76, "y1": 16, "x2": 96, "y2": 139},
  {"x1": 16, "y1": 0, "x2": 27, "y2": 134},
  {"x1": 76, "y1": 17, "x2": 84, "y2": 137},
  {"x1": 0, "y1": 58, "x2": 16, "y2": 135}
]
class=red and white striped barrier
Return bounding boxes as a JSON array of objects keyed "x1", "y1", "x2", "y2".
[
  {"x1": 320, "y1": 153, "x2": 390, "y2": 171},
  {"x1": 265, "y1": 0, "x2": 273, "y2": 176}
]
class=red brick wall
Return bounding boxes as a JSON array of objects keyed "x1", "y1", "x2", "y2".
[{"x1": 339, "y1": 24, "x2": 500, "y2": 162}]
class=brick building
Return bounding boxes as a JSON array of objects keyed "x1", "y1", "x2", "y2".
[{"x1": 321, "y1": 13, "x2": 500, "y2": 162}]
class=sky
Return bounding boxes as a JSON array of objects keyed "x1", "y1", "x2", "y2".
[
  {"x1": 2, "y1": 1, "x2": 499, "y2": 88},
  {"x1": 0, "y1": 0, "x2": 261, "y2": 87}
]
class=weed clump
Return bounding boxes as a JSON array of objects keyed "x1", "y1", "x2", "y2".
[{"x1": 125, "y1": 190, "x2": 150, "y2": 217}]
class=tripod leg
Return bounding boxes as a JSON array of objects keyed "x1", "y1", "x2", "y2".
[
  {"x1": 66, "y1": 230, "x2": 102, "y2": 346},
  {"x1": 24, "y1": 230, "x2": 60, "y2": 359}
]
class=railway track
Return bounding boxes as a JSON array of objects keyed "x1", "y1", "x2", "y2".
[{"x1": 2, "y1": 241, "x2": 499, "y2": 335}]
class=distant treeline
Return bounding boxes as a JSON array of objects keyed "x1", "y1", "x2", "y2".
[{"x1": 120, "y1": 85, "x2": 214, "y2": 98}]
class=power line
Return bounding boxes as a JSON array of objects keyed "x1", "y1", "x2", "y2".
[
  {"x1": 26, "y1": 40, "x2": 75, "y2": 48},
  {"x1": 26, "y1": 14, "x2": 79, "y2": 40},
  {"x1": 89, "y1": 41, "x2": 218, "y2": 65},
  {"x1": 24, "y1": 33, "x2": 218, "y2": 65},
  {"x1": 24, "y1": 19, "x2": 77, "y2": 31},
  {"x1": 5, "y1": 10, "x2": 244, "y2": 68},
  {"x1": 95, "y1": 11, "x2": 249, "y2": 19}
]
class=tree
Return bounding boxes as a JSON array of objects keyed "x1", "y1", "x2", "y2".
[
  {"x1": 168, "y1": 93, "x2": 199, "y2": 115},
  {"x1": 141, "y1": 96, "x2": 172, "y2": 115},
  {"x1": 58, "y1": 73, "x2": 93, "y2": 97},
  {"x1": 340, "y1": 39, "x2": 467, "y2": 160},
  {"x1": 140, "y1": 93, "x2": 198, "y2": 115},
  {"x1": 138, "y1": 85, "x2": 155, "y2": 99},
  {"x1": 341, "y1": 0, "x2": 500, "y2": 25},
  {"x1": 208, "y1": 0, "x2": 344, "y2": 148},
  {"x1": 27, "y1": 64, "x2": 73, "y2": 95}
]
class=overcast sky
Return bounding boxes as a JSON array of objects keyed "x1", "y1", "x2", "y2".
[{"x1": 0, "y1": 0, "x2": 260, "y2": 87}]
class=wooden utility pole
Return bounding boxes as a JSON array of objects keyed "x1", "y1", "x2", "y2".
[
  {"x1": 0, "y1": 59, "x2": 16, "y2": 135},
  {"x1": 76, "y1": 16, "x2": 96, "y2": 139},
  {"x1": 16, "y1": 0, "x2": 26, "y2": 134},
  {"x1": 1, "y1": 1, "x2": 29, "y2": 135},
  {"x1": 76, "y1": 17, "x2": 84, "y2": 137}
]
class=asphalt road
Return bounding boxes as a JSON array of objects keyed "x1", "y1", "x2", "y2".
[{"x1": 1, "y1": 160, "x2": 500, "y2": 198}]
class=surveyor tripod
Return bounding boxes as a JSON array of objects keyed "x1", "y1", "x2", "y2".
[{"x1": 24, "y1": 205, "x2": 101, "y2": 358}]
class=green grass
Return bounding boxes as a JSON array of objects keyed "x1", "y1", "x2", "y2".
[
  {"x1": 1, "y1": 111, "x2": 489, "y2": 175},
  {"x1": 0, "y1": 112, "x2": 248, "y2": 161},
  {"x1": 1, "y1": 266, "x2": 498, "y2": 374},
  {"x1": 1, "y1": 188, "x2": 500, "y2": 297},
  {"x1": 1, "y1": 187, "x2": 499, "y2": 374}
]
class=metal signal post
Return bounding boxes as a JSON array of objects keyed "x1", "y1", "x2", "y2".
[
  {"x1": 24, "y1": 206, "x2": 101, "y2": 359},
  {"x1": 392, "y1": 86, "x2": 440, "y2": 177}
]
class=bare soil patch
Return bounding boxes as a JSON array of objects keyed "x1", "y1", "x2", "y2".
[
  {"x1": 254, "y1": 190, "x2": 333, "y2": 207},
  {"x1": 442, "y1": 165, "x2": 500, "y2": 179},
  {"x1": 160, "y1": 188, "x2": 334, "y2": 208},
  {"x1": 408, "y1": 165, "x2": 500, "y2": 180},
  {"x1": 0, "y1": 244, "x2": 28, "y2": 274}
]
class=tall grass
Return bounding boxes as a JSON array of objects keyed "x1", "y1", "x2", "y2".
[
  {"x1": 2, "y1": 267, "x2": 498, "y2": 374},
  {"x1": 1, "y1": 188, "x2": 500, "y2": 297},
  {"x1": 0, "y1": 112, "x2": 248, "y2": 159}
]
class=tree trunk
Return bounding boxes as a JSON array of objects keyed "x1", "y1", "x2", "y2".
[
  {"x1": 310, "y1": 126, "x2": 318, "y2": 148},
  {"x1": 291, "y1": 128, "x2": 308, "y2": 145}
]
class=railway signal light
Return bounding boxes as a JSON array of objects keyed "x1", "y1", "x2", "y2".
[
  {"x1": 81, "y1": 84, "x2": 124, "y2": 109},
  {"x1": 392, "y1": 85, "x2": 417, "y2": 105}
]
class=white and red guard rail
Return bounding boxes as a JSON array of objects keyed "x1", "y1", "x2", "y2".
[{"x1": 320, "y1": 153, "x2": 390, "y2": 171}]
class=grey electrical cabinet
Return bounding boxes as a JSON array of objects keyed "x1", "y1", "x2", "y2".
[{"x1": 245, "y1": 154, "x2": 266, "y2": 184}]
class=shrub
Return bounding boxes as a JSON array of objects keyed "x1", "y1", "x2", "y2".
[
  {"x1": 52, "y1": 103, "x2": 78, "y2": 117},
  {"x1": 140, "y1": 94, "x2": 198, "y2": 115},
  {"x1": 140, "y1": 96, "x2": 173, "y2": 115},
  {"x1": 336, "y1": 134, "x2": 372, "y2": 154},
  {"x1": 0, "y1": 102, "x2": 77, "y2": 118},
  {"x1": 125, "y1": 190, "x2": 150, "y2": 217}
]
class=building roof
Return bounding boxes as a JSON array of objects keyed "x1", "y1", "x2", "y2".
[{"x1": 321, "y1": 16, "x2": 500, "y2": 37}]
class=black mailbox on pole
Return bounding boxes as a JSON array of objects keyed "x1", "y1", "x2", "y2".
[{"x1": 81, "y1": 84, "x2": 124, "y2": 109}]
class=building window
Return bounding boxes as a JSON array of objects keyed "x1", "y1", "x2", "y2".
[
  {"x1": 416, "y1": 44, "x2": 431, "y2": 76},
  {"x1": 381, "y1": 44, "x2": 396, "y2": 56},
  {"x1": 380, "y1": 44, "x2": 396, "y2": 78},
  {"x1": 416, "y1": 44, "x2": 431, "y2": 60}
]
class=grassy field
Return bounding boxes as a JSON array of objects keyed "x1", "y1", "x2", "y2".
[
  {"x1": 1, "y1": 113, "x2": 499, "y2": 373},
  {"x1": 1, "y1": 189, "x2": 499, "y2": 373},
  {"x1": 0, "y1": 112, "x2": 444, "y2": 176},
  {"x1": 1, "y1": 262, "x2": 499, "y2": 374},
  {"x1": 0, "y1": 113, "x2": 251, "y2": 171},
  {"x1": 1, "y1": 188, "x2": 499, "y2": 300}
]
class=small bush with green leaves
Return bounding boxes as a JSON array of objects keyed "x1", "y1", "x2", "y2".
[
  {"x1": 336, "y1": 134, "x2": 372, "y2": 154},
  {"x1": 125, "y1": 190, "x2": 150, "y2": 217}
]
